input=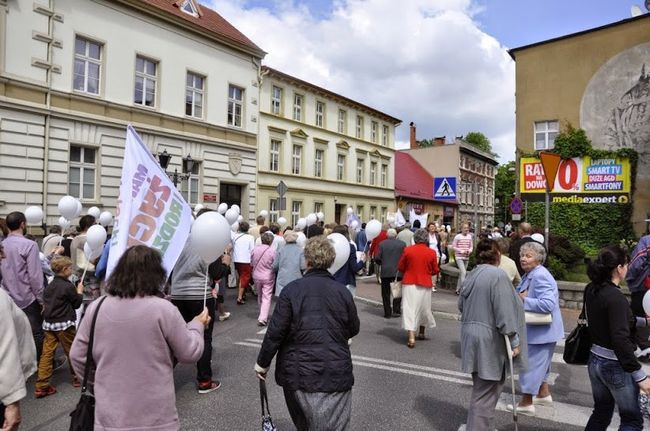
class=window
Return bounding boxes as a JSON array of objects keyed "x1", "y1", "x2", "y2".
[
  {"x1": 269, "y1": 139, "x2": 280, "y2": 172},
  {"x1": 337, "y1": 155, "x2": 345, "y2": 181},
  {"x1": 371, "y1": 121, "x2": 378, "y2": 143},
  {"x1": 180, "y1": 0, "x2": 198, "y2": 16},
  {"x1": 74, "y1": 36, "x2": 102, "y2": 95},
  {"x1": 315, "y1": 101, "x2": 325, "y2": 127},
  {"x1": 134, "y1": 56, "x2": 156, "y2": 107},
  {"x1": 269, "y1": 198, "x2": 278, "y2": 223},
  {"x1": 291, "y1": 201, "x2": 302, "y2": 227},
  {"x1": 271, "y1": 86, "x2": 282, "y2": 115},
  {"x1": 370, "y1": 162, "x2": 377, "y2": 185},
  {"x1": 314, "y1": 202, "x2": 323, "y2": 214},
  {"x1": 228, "y1": 85, "x2": 244, "y2": 127},
  {"x1": 356, "y1": 205, "x2": 364, "y2": 220},
  {"x1": 69, "y1": 145, "x2": 96, "y2": 200},
  {"x1": 293, "y1": 93, "x2": 303, "y2": 121},
  {"x1": 534, "y1": 120, "x2": 559, "y2": 150},
  {"x1": 338, "y1": 109, "x2": 347, "y2": 134},
  {"x1": 292, "y1": 145, "x2": 302, "y2": 175},
  {"x1": 181, "y1": 162, "x2": 200, "y2": 205},
  {"x1": 370, "y1": 206, "x2": 377, "y2": 220},
  {"x1": 381, "y1": 207, "x2": 387, "y2": 224},
  {"x1": 356, "y1": 115, "x2": 364, "y2": 139},
  {"x1": 356, "y1": 159, "x2": 364, "y2": 183},
  {"x1": 381, "y1": 164, "x2": 387, "y2": 187},
  {"x1": 314, "y1": 149, "x2": 323, "y2": 177},
  {"x1": 382, "y1": 125, "x2": 389, "y2": 146},
  {"x1": 185, "y1": 72, "x2": 204, "y2": 118}
]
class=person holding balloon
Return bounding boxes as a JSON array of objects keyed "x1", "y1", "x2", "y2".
[
  {"x1": 331, "y1": 225, "x2": 366, "y2": 297},
  {"x1": 70, "y1": 215, "x2": 101, "y2": 302}
]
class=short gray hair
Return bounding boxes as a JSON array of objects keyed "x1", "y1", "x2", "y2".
[
  {"x1": 520, "y1": 241, "x2": 546, "y2": 264},
  {"x1": 387, "y1": 228, "x2": 397, "y2": 238},
  {"x1": 413, "y1": 228, "x2": 429, "y2": 245},
  {"x1": 304, "y1": 236, "x2": 335, "y2": 270}
]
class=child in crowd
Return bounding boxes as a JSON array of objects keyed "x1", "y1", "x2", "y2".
[{"x1": 34, "y1": 256, "x2": 84, "y2": 398}]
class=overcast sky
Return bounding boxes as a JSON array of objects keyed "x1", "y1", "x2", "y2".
[{"x1": 202, "y1": 0, "x2": 642, "y2": 163}]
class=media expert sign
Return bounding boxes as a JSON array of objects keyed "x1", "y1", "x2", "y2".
[{"x1": 519, "y1": 156, "x2": 631, "y2": 203}]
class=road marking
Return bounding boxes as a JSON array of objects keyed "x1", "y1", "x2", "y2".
[
  {"x1": 353, "y1": 360, "x2": 472, "y2": 386},
  {"x1": 257, "y1": 328, "x2": 267, "y2": 335}
]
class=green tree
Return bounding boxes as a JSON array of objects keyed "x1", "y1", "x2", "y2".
[
  {"x1": 417, "y1": 139, "x2": 434, "y2": 148},
  {"x1": 464, "y1": 131, "x2": 493, "y2": 154},
  {"x1": 494, "y1": 161, "x2": 516, "y2": 224}
]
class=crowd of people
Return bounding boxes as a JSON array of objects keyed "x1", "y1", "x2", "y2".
[{"x1": 1, "y1": 208, "x2": 650, "y2": 431}]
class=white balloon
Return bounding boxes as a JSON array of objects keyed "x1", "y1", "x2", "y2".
[
  {"x1": 446, "y1": 225, "x2": 451, "y2": 233},
  {"x1": 86, "y1": 225, "x2": 107, "y2": 251},
  {"x1": 191, "y1": 211, "x2": 232, "y2": 263},
  {"x1": 87, "y1": 206, "x2": 101, "y2": 219},
  {"x1": 58, "y1": 196, "x2": 78, "y2": 220},
  {"x1": 346, "y1": 207, "x2": 353, "y2": 215},
  {"x1": 84, "y1": 242, "x2": 103, "y2": 261},
  {"x1": 225, "y1": 208, "x2": 239, "y2": 225},
  {"x1": 296, "y1": 231, "x2": 307, "y2": 248},
  {"x1": 260, "y1": 210, "x2": 269, "y2": 219},
  {"x1": 317, "y1": 212, "x2": 325, "y2": 221},
  {"x1": 237, "y1": 215, "x2": 243, "y2": 223},
  {"x1": 387, "y1": 215, "x2": 395, "y2": 223},
  {"x1": 217, "y1": 203, "x2": 228, "y2": 214},
  {"x1": 350, "y1": 220, "x2": 359, "y2": 229},
  {"x1": 306, "y1": 213, "x2": 318, "y2": 226},
  {"x1": 99, "y1": 211, "x2": 113, "y2": 227},
  {"x1": 24, "y1": 206, "x2": 43, "y2": 225},
  {"x1": 366, "y1": 219, "x2": 382, "y2": 241},
  {"x1": 74, "y1": 200, "x2": 83, "y2": 218},
  {"x1": 277, "y1": 217, "x2": 287, "y2": 226},
  {"x1": 296, "y1": 218, "x2": 306, "y2": 230},
  {"x1": 644, "y1": 291, "x2": 650, "y2": 316},
  {"x1": 58, "y1": 216, "x2": 70, "y2": 230},
  {"x1": 194, "y1": 204, "x2": 204, "y2": 214},
  {"x1": 327, "y1": 233, "x2": 350, "y2": 275},
  {"x1": 231, "y1": 221, "x2": 239, "y2": 232},
  {"x1": 231, "y1": 204, "x2": 240, "y2": 215}
]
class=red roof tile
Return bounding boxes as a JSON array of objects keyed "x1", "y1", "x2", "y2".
[
  {"x1": 138, "y1": 0, "x2": 264, "y2": 56},
  {"x1": 395, "y1": 151, "x2": 458, "y2": 204}
]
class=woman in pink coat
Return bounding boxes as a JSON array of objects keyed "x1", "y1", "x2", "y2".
[{"x1": 251, "y1": 232, "x2": 277, "y2": 326}]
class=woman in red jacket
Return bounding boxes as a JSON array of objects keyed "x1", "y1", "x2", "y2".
[{"x1": 397, "y1": 228, "x2": 440, "y2": 348}]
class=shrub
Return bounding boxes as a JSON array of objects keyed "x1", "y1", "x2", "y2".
[{"x1": 546, "y1": 256, "x2": 567, "y2": 280}]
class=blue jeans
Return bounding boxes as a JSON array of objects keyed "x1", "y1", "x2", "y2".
[{"x1": 586, "y1": 353, "x2": 643, "y2": 430}]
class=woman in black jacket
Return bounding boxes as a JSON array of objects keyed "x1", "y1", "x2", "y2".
[
  {"x1": 255, "y1": 235, "x2": 360, "y2": 431},
  {"x1": 585, "y1": 245, "x2": 650, "y2": 430}
]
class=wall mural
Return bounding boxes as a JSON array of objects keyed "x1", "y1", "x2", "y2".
[{"x1": 580, "y1": 42, "x2": 650, "y2": 178}]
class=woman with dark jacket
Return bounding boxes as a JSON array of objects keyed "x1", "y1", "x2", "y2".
[
  {"x1": 255, "y1": 236, "x2": 360, "y2": 431},
  {"x1": 332, "y1": 225, "x2": 365, "y2": 297},
  {"x1": 585, "y1": 245, "x2": 650, "y2": 430}
]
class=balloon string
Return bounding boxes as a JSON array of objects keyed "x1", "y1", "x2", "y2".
[
  {"x1": 58, "y1": 236, "x2": 63, "y2": 247},
  {"x1": 203, "y1": 270, "x2": 209, "y2": 310},
  {"x1": 80, "y1": 266, "x2": 88, "y2": 285}
]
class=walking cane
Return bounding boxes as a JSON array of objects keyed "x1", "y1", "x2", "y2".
[{"x1": 504, "y1": 334, "x2": 519, "y2": 431}]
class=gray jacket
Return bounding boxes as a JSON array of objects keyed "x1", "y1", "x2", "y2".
[
  {"x1": 376, "y1": 238, "x2": 405, "y2": 278},
  {"x1": 458, "y1": 264, "x2": 527, "y2": 380},
  {"x1": 273, "y1": 243, "x2": 306, "y2": 296},
  {"x1": 171, "y1": 239, "x2": 209, "y2": 300}
]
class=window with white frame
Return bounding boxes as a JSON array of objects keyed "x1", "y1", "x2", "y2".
[
  {"x1": 181, "y1": 162, "x2": 200, "y2": 205},
  {"x1": 185, "y1": 72, "x2": 204, "y2": 118},
  {"x1": 292, "y1": 145, "x2": 302, "y2": 175},
  {"x1": 534, "y1": 120, "x2": 559, "y2": 150},
  {"x1": 381, "y1": 207, "x2": 387, "y2": 224},
  {"x1": 370, "y1": 161, "x2": 377, "y2": 185},
  {"x1": 180, "y1": 0, "x2": 199, "y2": 17},
  {"x1": 314, "y1": 149, "x2": 323, "y2": 177},
  {"x1": 356, "y1": 159, "x2": 364, "y2": 183},
  {"x1": 74, "y1": 36, "x2": 102, "y2": 95},
  {"x1": 314, "y1": 202, "x2": 323, "y2": 214},
  {"x1": 356, "y1": 115, "x2": 364, "y2": 139},
  {"x1": 293, "y1": 93, "x2": 303, "y2": 121},
  {"x1": 271, "y1": 86, "x2": 282, "y2": 115},
  {"x1": 315, "y1": 101, "x2": 325, "y2": 127},
  {"x1": 370, "y1": 206, "x2": 377, "y2": 220},
  {"x1": 134, "y1": 56, "x2": 156, "y2": 107},
  {"x1": 338, "y1": 109, "x2": 347, "y2": 134},
  {"x1": 381, "y1": 164, "x2": 387, "y2": 187},
  {"x1": 291, "y1": 201, "x2": 302, "y2": 227},
  {"x1": 371, "y1": 121, "x2": 378, "y2": 143},
  {"x1": 269, "y1": 198, "x2": 278, "y2": 223},
  {"x1": 337, "y1": 155, "x2": 345, "y2": 181},
  {"x1": 382, "y1": 125, "x2": 389, "y2": 146},
  {"x1": 269, "y1": 139, "x2": 280, "y2": 172},
  {"x1": 69, "y1": 145, "x2": 96, "y2": 200},
  {"x1": 228, "y1": 85, "x2": 244, "y2": 127},
  {"x1": 356, "y1": 205, "x2": 364, "y2": 220}
]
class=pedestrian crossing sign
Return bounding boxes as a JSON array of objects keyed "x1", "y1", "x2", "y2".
[{"x1": 433, "y1": 177, "x2": 457, "y2": 200}]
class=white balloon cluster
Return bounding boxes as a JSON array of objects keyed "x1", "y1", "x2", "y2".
[{"x1": 277, "y1": 217, "x2": 287, "y2": 226}]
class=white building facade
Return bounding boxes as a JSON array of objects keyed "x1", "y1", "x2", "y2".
[
  {"x1": 257, "y1": 67, "x2": 401, "y2": 226},
  {"x1": 0, "y1": 0, "x2": 265, "y2": 227}
]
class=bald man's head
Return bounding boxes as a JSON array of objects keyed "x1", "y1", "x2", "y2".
[{"x1": 519, "y1": 222, "x2": 533, "y2": 236}]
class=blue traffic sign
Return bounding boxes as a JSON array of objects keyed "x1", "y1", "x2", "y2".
[{"x1": 433, "y1": 177, "x2": 457, "y2": 200}]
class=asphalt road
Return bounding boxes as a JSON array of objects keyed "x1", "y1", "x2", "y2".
[{"x1": 18, "y1": 289, "x2": 636, "y2": 431}]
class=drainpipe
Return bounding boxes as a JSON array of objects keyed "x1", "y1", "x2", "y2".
[
  {"x1": 252, "y1": 58, "x2": 269, "y2": 216},
  {"x1": 42, "y1": 0, "x2": 54, "y2": 231}
]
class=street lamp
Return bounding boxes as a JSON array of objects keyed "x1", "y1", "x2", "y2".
[{"x1": 157, "y1": 149, "x2": 194, "y2": 187}]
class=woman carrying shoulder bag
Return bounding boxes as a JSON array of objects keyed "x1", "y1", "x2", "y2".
[{"x1": 585, "y1": 245, "x2": 650, "y2": 430}]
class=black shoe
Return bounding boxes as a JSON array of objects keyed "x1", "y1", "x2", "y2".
[
  {"x1": 383, "y1": 314, "x2": 391, "y2": 319},
  {"x1": 392, "y1": 312, "x2": 401, "y2": 317}
]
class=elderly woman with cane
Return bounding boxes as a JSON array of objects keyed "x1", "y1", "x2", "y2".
[{"x1": 459, "y1": 239, "x2": 527, "y2": 430}]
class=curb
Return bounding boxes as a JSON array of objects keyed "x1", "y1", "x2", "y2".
[{"x1": 354, "y1": 296, "x2": 461, "y2": 321}]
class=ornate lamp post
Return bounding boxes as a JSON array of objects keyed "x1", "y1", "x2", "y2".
[{"x1": 157, "y1": 149, "x2": 194, "y2": 187}]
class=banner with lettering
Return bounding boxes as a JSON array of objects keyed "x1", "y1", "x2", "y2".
[
  {"x1": 106, "y1": 125, "x2": 193, "y2": 278},
  {"x1": 519, "y1": 156, "x2": 631, "y2": 204}
]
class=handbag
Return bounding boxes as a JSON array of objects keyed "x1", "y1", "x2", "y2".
[
  {"x1": 524, "y1": 311, "x2": 552, "y2": 325},
  {"x1": 563, "y1": 286, "x2": 591, "y2": 365},
  {"x1": 69, "y1": 296, "x2": 107, "y2": 431},
  {"x1": 390, "y1": 277, "x2": 402, "y2": 299},
  {"x1": 259, "y1": 379, "x2": 277, "y2": 431}
]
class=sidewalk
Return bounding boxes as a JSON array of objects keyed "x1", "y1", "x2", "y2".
[{"x1": 354, "y1": 276, "x2": 581, "y2": 334}]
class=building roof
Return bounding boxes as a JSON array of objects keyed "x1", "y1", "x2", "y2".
[
  {"x1": 509, "y1": 13, "x2": 650, "y2": 60},
  {"x1": 130, "y1": 0, "x2": 265, "y2": 57},
  {"x1": 395, "y1": 151, "x2": 458, "y2": 204},
  {"x1": 457, "y1": 139, "x2": 499, "y2": 165},
  {"x1": 263, "y1": 66, "x2": 402, "y2": 125}
]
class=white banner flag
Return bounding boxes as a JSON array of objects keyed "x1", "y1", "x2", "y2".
[{"x1": 106, "y1": 125, "x2": 193, "y2": 278}]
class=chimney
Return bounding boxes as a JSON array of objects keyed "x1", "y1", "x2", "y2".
[
  {"x1": 410, "y1": 122, "x2": 417, "y2": 149},
  {"x1": 434, "y1": 136, "x2": 446, "y2": 146}
]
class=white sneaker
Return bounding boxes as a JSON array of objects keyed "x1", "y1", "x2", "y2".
[
  {"x1": 218, "y1": 312, "x2": 231, "y2": 321},
  {"x1": 533, "y1": 395, "x2": 553, "y2": 406},
  {"x1": 506, "y1": 403, "x2": 535, "y2": 416}
]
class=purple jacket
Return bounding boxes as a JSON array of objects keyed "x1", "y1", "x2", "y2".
[
  {"x1": 251, "y1": 245, "x2": 276, "y2": 283},
  {"x1": 0, "y1": 233, "x2": 43, "y2": 308}
]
